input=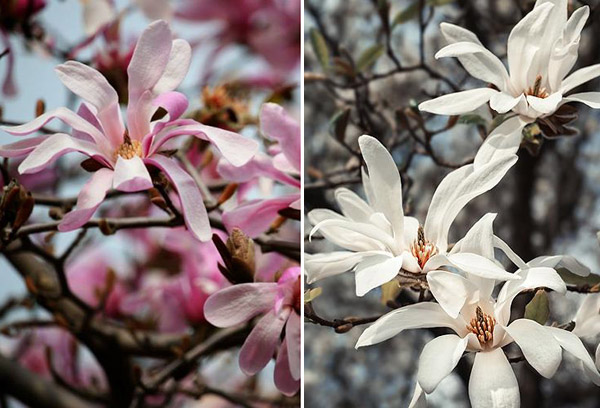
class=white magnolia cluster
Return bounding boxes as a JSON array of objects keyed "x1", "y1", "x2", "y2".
[{"x1": 305, "y1": 1, "x2": 600, "y2": 406}]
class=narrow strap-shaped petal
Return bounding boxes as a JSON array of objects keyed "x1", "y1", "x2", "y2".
[
  {"x1": 504, "y1": 319, "x2": 562, "y2": 378},
  {"x1": 112, "y1": 156, "x2": 153, "y2": 192},
  {"x1": 260, "y1": 103, "x2": 301, "y2": 173},
  {"x1": 0, "y1": 136, "x2": 49, "y2": 158},
  {"x1": 493, "y1": 236, "x2": 528, "y2": 269},
  {"x1": 561, "y1": 64, "x2": 600, "y2": 94},
  {"x1": 204, "y1": 282, "x2": 278, "y2": 327},
  {"x1": 473, "y1": 116, "x2": 527, "y2": 172},
  {"x1": 563, "y1": 92, "x2": 600, "y2": 109},
  {"x1": 217, "y1": 152, "x2": 299, "y2": 187},
  {"x1": 468, "y1": 348, "x2": 519, "y2": 408},
  {"x1": 356, "y1": 302, "x2": 465, "y2": 348},
  {"x1": 59, "y1": 168, "x2": 114, "y2": 232},
  {"x1": 304, "y1": 252, "x2": 369, "y2": 283},
  {"x1": 285, "y1": 311, "x2": 301, "y2": 381},
  {"x1": 18, "y1": 133, "x2": 105, "y2": 175},
  {"x1": 527, "y1": 255, "x2": 590, "y2": 276},
  {"x1": 447, "y1": 253, "x2": 519, "y2": 282},
  {"x1": 489, "y1": 92, "x2": 525, "y2": 114},
  {"x1": 426, "y1": 271, "x2": 479, "y2": 319},
  {"x1": 239, "y1": 308, "x2": 290, "y2": 375},
  {"x1": 418, "y1": 88, "x2": 497, "y2": 116},
  {"x1": 144, "y1": 155, "x2": 211, "y2": 242},
  {"x1": 408, "y1": 382, "x2": 428, "y2": 408},
  {"x1": 546, "y1": 326, "x2": 600, "y2": 385},
  {"x1": 335, "y1": 187, "x2": 374, "y2": 223},
  {"x1": 151, "y1": 91, "x2": 189, "y2": 123},
  {"x1": 153, "y1": 39, "x2": 192, "y2": 95},
  {"x1": 418, "y1": 334, "x2": 470, "y2": 393},
  {"x1": 354, "y1": 254, "x2": 403, "y2": 297},
  {"x1": 274, "y1": 334, "x2": 300, "y2": 396}
]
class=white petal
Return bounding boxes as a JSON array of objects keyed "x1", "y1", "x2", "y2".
[
  {"x1": 468, "y1": 348, "x2": 519, "y2": 408},
  {"x1": 526, "y1": 92, "x2": 562, "y2": 114},
  {"x1": 451, "y1": 213, "x2": 496, "y2": 258},
  {"x1": 427, "y1": 271, "x2": 479, "y2": 318},
  {"x1": 408, "y1": 382, "x2": 428, "y2": 408},
  {"x1": 112, "y1": 156, "x2": 153, "y2": 192},
  {"x1": 493, "y1": 236, "x2": 528, "y2": 270},
  {"x1": 474, "y1": 116, "x2": 527, "y2": 172},
  {"x1": 403, "y1": 216, "x2": 420, "y2": 245},
  {"x1": 546, "y1": 326, "x2": 600, "y2": 385},
  {"x1": 447, "y1": 253, "x2": 519, "y2": 281},
  {"x1": 358, "y1": 135, "x2": 404, "y2": 247},
  {"x1": 356, "y1": 302, "x2": 464, "y2": 348},
  {"x1": 82, "y1": 0, "x2": 115, "y2": 35},
  {"x1": 355, "y1": 255, "x2": 403, "y2": 296},
  {"x1": 418, "y1": 88, "x2": 497, "y2": 116},
  {"x1": 527, "y1": 255, "x2": 590, "y2": 276},
  {"x1": 561, "y1": 64, "x2": 600, "y2": 94},
  {"x1": 304, "y1": 252, "x2": 365, "y2": 283},
  {"x1": 489, "y1": 93, "x2": 524, "y2": 114},
  {"x1": 563, "y1": 92, "x2": 600, "y2": 109},
  {"x1": 505, "y1": 319, "x2": 561, "y2": 378},
  {"x1": 335, "y1": 187, "x2": 374, "y2": 222},
  {"x1": 573, "y1": 294, "x2": 600, "y2": 338},
  {"x1": 418, "y1": 334, "x2": 469, "y2": 393}
]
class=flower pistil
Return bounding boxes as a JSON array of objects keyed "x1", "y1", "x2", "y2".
[{"x1": 467, "y1": 306, "x2": 496, "y2": 345}]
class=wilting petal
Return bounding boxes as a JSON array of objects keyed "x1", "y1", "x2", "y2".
[
  {"x1": 546, "y1": 326, "x2": 600, "y2": 385},
  {"x1": 145, "y1": 155, "x2": 211, "y2": 242},
  {"x1": 222, "y1": 194, "x2": 299, "y2": 238},
  {"x1": 239, "y1": 308, "x2": 290, "y2": 375},
  {"x1": 418, "y1": 334, "x2": 470, "y2": 393},
  {"x1": 435, "y1": 41, "x2": 508, "y2": 90},
  {"x1": 0, "y1": 136, "x2": 49, "y2": 157},
  {"x1": 304, "y1": 252, "x2": 369, "y2": 283},
  {"x1": 274, "y1": 337, "x2": 300, "y2": 396},
  {"x1": 427, "y1": 271, "x2": 479, "y2": 319},
  {"x1": 473, "y1": 116, "x2": 527, "y2": 172},
  {"x1": 261, "y1": 103, "x2": 300, "y2": 172},
  {"x1": 18, "y1": 133, "x2": 104, "y2": 174},
  {"x1": 418, "y1": 88, "x2": 497, "y2": 116},
  {"x1": 563, "y1": 92, "x2": 600, "y2": 109},
  {"x1": 468, "y1": 348, "x2": 519, "y2": 408},
  {"x1": 356, "y1": 303, "x2": 465, "y2": 348},
  {"x1": 286, "y1": 312, "x2": 301, "y2": 381},
  {"x1": 153, "y1": 39, "x2": 192, "y2": 94},
  {"x1": 561, "y1": 64, "x2": 600, "y2": 94},
  {"x1": 112, "y1": 156, "x2": 152, "y2": 192},
  {"x1": 358, "y1": 135, "x2": 404, "y2": 247},
  {"x1": 204, "y1": 282, "x2": 278, "y2": 327},
  {"x1": 59, "y1": 168, "x2": 114, "y2": 231},
  {"x1": 505, "y1": 319, "x2": 561, "y2": 378},
  {"x1": 355, "y1": 254, "x2": 403, "y2": 297},
  {"x1": 526, "y1": 92, "x2": 562, "y2": 114}
]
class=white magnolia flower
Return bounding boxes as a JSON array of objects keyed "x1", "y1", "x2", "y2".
[
  {"x1": 305, "y1": 134, "x2": 519, "y2": 297},
  {"x1": 419, "y1": 1, "x2": 599, "y2": 128},
  {"x1": 356, "y1": 268, "x2": 600, "y2": 408},
  {"x1": 573, "y1": 293, "x2": 600, "y2": 373}
]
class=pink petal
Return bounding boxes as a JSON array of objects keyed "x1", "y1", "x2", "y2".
[
  {"x1": 0, "y1": 136, "x2": 49, "y2": 157},
  {"x1": 144, "y1": 155, "x2": 211, "y2": 241},
  {"x1": 274, "y1": 338, "x2": 300, "y2": 396},
  {"x1": 217, "y1": 152, "x2": 300, "y2": 188},
  {"x1": 222, "y1": 194, "x2": 300, "y2": 237},
  {"x1": 112, "y1": 156, "x2": 153, "y2": 192},
  {"x1": 18, "y1": 133, "x2": 105, "y2": 174},
  {"x1": 153, "y1": 39, "x2": 192, "y2": 94},
  {"x1": 204, "y1": 282, "x2": 278, "y2": 327},
  {"x1": 1, "y1": 107, "x2": 110, "y2": 151},
  {"x1": 73, "y1": 103, "x2": 103, "y2": 142},
  {"x1": 59, "y1": 168, "x2": 114, "y2": 231},
  {"x1": 260, "y1": 103, "x2": 300, "y2": 173},
  {"x1": 152, "y1": 91, "x2": 189, "y2": 122},
  {"x1": 239, "y1": 308, "x2": 290, "y2": 375},
  {"x1": 285, "y1": 311, "x2": 301, "y2": 381}
]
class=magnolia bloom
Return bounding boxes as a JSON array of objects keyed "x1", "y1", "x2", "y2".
[
  {"x1": 357, "y1": 267, "x2": 600, "y2": 408},
  {"x1": 219, "y1": 103, "x2": 300, "y2": 237},
  {"x1": 204, "y1": 266, "x2": 301, "y2": 396},
  {"x1": 573, "y1": 293, "x2": 600, "y2": 372},
  {"x1": 419, "y1": 1, "x2": 599, "y2": 134},
  {"x1": 305, "y1": 134, "x2": 519, "y2": 297},
  {"x1": 0, "y1": 20, "x2": 258, "y2": 241}
]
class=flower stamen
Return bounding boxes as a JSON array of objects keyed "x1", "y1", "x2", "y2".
[
  {"x1": 410, "y1": 225, "x2": 438, "y2": 269},
  {"x1": 525, "y1": 75, "x2": 549, "y2": 99},
  {"x1": 115, "y1": 131, "x2": 142, "y2": 160},
  {"x1": 466, "y1": 306, "x2": 496, "y2": 345}
]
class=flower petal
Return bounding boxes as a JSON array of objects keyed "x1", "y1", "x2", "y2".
[
  {"x1": 489, "y1": 92, "x2": 524, "y2": 114},
  {"x1": 427, "y1": 271, "x2": 479, "y2": 318},
  {"x1": 153, "y1": 39, "x2": 192, "y2": 95},
  {"x1": 304, "y1": 252, "x2": 367, "y2": 283},
  {"x1": 356, "y1": 302, "x2": 465, "y2": 348},
  {"x1": 473, "y1": 116, "x2": 527, "y2": 172},
  {"x1": 59, "y1": 168, "x2": 114, "y2": 231},
  {"x1": 274, "y1": 334, "x2": 300, "y2": 396},
  {"x1": 112, "y1": 156, "x2": 153, "y2": 192},
  {"x1": 527, "y1": 255, "x2": 589, "y2": 276},
  {"x1": 152, "y1": 91, "x2": 189, "y2": 122},
  {"x1": 355, "y1": 255, "x2": 403, "y2": 297},
  {"x1": 0, "y1": 136, "x2": 49, "y2": 158},
  {"x1": 561, "y1": 64, "x2": 600, "y2": 94},
  {"x1": 335, "y1": 187, "x2": 374, "y2": 222},
  {"x1": 468, "y1": 348, "x2": 519, "y2": 408},
  {"x1": 447, "y1": 253, "x2": 519, "y2": 281},
  {"x1": 204, "y1": 282, "x2": 278, "y2": 327},
  {"x1": 418, "y1": 334, "x2": 469, "y2": 393},
  {"x1": 526, "y1": 92, "x2": 563, "y2": 114},
  {"x1": 260, "y1": 103, "x2": 300, "y2": 172},
  {"x1": 574, "y1": 294, "x2": 600, "y2": 338},
  {"x1": 563, "y1": 92, "x2": 600, "y2": 109},
  {"x1": 505, "y1": 319, "x2": 562, "y2": 378},
  {"x1": 239, "y1": 308, "x2": 290, "y2": 375},
  {"x1": 409, "y1": 382, "x2": 427, "y2": 408},
  {"x1": 145, "y1": 155, "x2": 211, "y2": 242},
  {"x1": 418, "y1": 88, "x2": 497, "y2": 116},
  {"x1": 546, "y1": 326, "x2": 600, "y2": 385},
  {"x1": 285, "y1": 311, "x2": 301, "y2": 381}
]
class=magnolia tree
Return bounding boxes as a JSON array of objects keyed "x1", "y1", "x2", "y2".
[
  {"x1": 0, "y1": 1, "x2": 300, "y2": 407},
  {"x1": 305, "y1": 0, "x2": 600, "y2": 407}
]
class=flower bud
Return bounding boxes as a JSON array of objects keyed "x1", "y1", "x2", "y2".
[{"x1": 227, "y1": 228, "x2": 256, "y2": 278}]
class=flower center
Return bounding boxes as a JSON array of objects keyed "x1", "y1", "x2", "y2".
[
  {"x1": 466, "y1": 306, "x2": 496, "y2": 346},
  {"x1": 114, "y1": 133, "x2": 142, "y2": 160},
  {"x1": 525, "y1": 75, "x2": 549, "y2": 99},
  {"x1": 410, "y1": 225, "x2": 437, "y2": 269}
]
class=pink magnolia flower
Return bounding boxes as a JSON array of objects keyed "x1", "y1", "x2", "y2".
[
  {"x1": 220, "y1": 103, "x2": 300, "y2": 237},
  {"x1": 0, "y1": 20, "x2": 258, "y2": 241},
  {"x1": 204, "y1": 266, "x2": 301, "y2": 396}
]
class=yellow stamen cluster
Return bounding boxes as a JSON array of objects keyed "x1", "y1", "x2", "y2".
[
  {"x1": 525, "y1": 75, "x2": 549, "y2": 99},
  {"x1": 115, "y1": 133, "x2": 142, "y2": 160},
  {"x1": 467, "y1": 306, "x2": 496, "y2": 345},
  {"x1": 410, "y1": 226, "x2": 438, "y2": 269}
]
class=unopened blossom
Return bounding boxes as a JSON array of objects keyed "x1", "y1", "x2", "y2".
[
  {"x1": 305, "y1": 133, "x2": 519, "y2": 297},
  {"x1": 357, "y1": 266, "x2": 600, "y2": 408},
  {"x1": 419, "y1": 1, "x2": 599, "y2": 145},
  {"x1": 219, "y1": 103, "x2": 300, "y2": 237},
  {"x1": 0, "y1": 20, "x2": 258, "y2": 242},
  {"x1": 204, "y1": 266, "x2": 301, "y2": 396}
]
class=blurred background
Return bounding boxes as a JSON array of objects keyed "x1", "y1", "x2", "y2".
[
  {"x1": 0, "y1": 0, "x2": 300, "y2": 406},
  {"x1": 303, "y1": 0, "x2": 600, "y2": 407}
]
